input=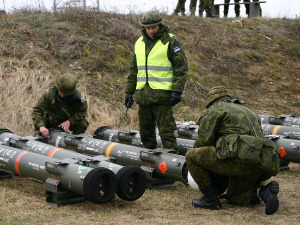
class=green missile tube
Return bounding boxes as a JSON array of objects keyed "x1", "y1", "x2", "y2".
[
  {"x1": 260, "y1": 115, "x2": 300, "y2": 127},
  {"x1": 262, "y1": 124, "x2": 300, "y2": 140},
  {"x1": 42, "y1": 130, "x2": 188, "y2": 184},
  {"x1": 93, "y1": 126, "x2": 195, "y2": 156},
  {"x1": 176, "y1": 122, "x2": 300, "y2": 141},
  {"x1": 265, "y1": 135, "x2": 300, "y2": 163},
  {"x1": 93, "y1": 127, "x2": 298, "y2": 171},
  {"x1": 93, "y1": 127, "x2": 229, "y2": 194},
  {"x1": 0, "y1": 144, "x2": 117, "y2": 204},
  {"x1": 0, "y1": 129, "x2": 146, "y2": 201}
]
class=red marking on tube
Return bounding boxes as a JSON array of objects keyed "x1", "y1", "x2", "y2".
[
  {"x1": 15, "y1": 151, "x2": 29, "y2": 176},
  {"x1": 279, "y1": 146, "x2": 286, "y2": 158},
  {"x1": 158, "y1": 161, "x2": 168, "y2": 174},
  {"x1": 48, "y1": 147, "x2": 63, "y2": 158}
]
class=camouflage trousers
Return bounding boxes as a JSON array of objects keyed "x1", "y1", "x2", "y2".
[
  {"x1": 199, "y1": 0, "x2": 213, "y2": 13},
  {"x1": 190, "y1": 0, "x2": 197, "y2": 13},
  {"x1": 174, "y1": 0, "x2": 187, "y2": 14},
  {"x1": 224, "y1": 0, "x2": 241, "y2": 16},
  {"x1": 138, "y1": 104, "x2": 177, "y2": 150},
  {"x1": 185, "y1": 146, "x2": 271, "y2": 205}
]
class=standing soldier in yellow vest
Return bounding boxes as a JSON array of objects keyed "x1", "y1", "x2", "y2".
[{"x1": 125, "y1": 10, "x2": 188, "y2": 151}]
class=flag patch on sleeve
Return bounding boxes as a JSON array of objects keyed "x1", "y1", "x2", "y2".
[{"x1": 173, "y1": 46, "x2": 181, "y2": 53}]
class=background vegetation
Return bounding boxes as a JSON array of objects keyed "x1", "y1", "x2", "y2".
[{"x1": 0, "y1": 10, "x2": 300, "y2": 224}]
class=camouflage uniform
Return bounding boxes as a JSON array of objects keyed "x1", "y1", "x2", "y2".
[
  {"x1": 199, "y1": 0, "x2": 213, "y2": 15},
  {"x1": 190, "y1": 0, "x2": 197, "y2": 15},
  {"x1": 173, "y1": 0, "x2": 187, "y2": 15},
  {"x1": 126, "y1": 12, "x2": 188, "y2": 150},
  {"x1": 32, "y1": 85, "x2": 88, "y2": 135},
  {"x1": 224, "y1": 0, "x2": 241, "y2": 17},
  {"x1": 186, "y1": 87, "x2": 279, "y2": 206}
]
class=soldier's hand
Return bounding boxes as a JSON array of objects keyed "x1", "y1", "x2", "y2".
[
  {"x1": 58, "y1": 120, "x2": 71, "y2": 132},
  {"x1": 39, "y1": 126, "x2": 49, "y2": 138},
  {"x1": 169, "y1": 91, "x2": 182, "y2": 106},
  {"x1": 125, "y1": 93, "x2": 134, "y2": 108}
]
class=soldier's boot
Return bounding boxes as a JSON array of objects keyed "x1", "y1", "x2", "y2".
[
  {"x1": 180, "y1": 10, "x2": 186, "y2": 16},
  {"x1": 206, "y1": 11, "x2": 217, "y2": 18},
  {"x1": 252, "y1": 181, "x2": 279, "y2": 215},
  {"x1": 192, "y1": 184, "x2": 222, "y2": 210},
  {"x1": 250, "y1": 188, "x2": 261, "y2": 205},
  {"x1": 190, "y1": 10, "x2": 195, "y2": 16}
]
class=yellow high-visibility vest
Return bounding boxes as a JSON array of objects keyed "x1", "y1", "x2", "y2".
[{"x1": 135, "y1": 35, "x2": 174, "y2": 90}]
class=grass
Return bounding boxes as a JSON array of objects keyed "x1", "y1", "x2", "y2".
[
  {"x1": 0, "y1": 9, "x2": 300, "y2": 224},
  {"x1": 0, "y1": 165, "x2": 300, "y2": 224}
]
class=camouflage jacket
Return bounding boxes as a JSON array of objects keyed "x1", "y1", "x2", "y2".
[
  {"x1": 32, "y1": 85, "x2": 88, "y2": 130},
  {"x1": 126, "y1": 25, "x2": 188, "y2": 105},
  {"x1": 194, "y1": 97, "x2": 263, "y2": 147}
]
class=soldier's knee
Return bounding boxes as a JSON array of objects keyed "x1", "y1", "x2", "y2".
[
  {"x1": 80, "y1": 120, "x2": 89, "y2": 130},
  {"x1": 185, "y1": 148, "x2": 197, "y2": 162},
  {"x1": 71, "y1": 120, "x2": 89, "y2": 134},
  {"x1": 186, "y1": 146, "x2": 217, "y2": 162}
]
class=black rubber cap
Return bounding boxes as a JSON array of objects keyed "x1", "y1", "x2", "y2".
[
  {"x1": 93, "y1": 126, "x2": 112, "y2": 139},
  {"x1": 116, "y1": 166, "x2": 147, "y2": 201},
  {"x1": 83, "y1": 167, "x2": 117, "y2": 204}
]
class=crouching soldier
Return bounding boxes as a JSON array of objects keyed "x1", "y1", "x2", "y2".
[
  {"x1": 32, "y1": 73, "x2": 89, "y2": 138},
  {"x1": 186, "y1": 86, "x2": 280, "y2": 215}
]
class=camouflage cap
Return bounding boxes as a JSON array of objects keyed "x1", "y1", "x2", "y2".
[
  {"x1": 54, "y1": 73, "x2": 77, "y2": 96},
  {"x1": 141, "y1": 10, "x2": 163, "y2": 27},
  {"x1": 205, "y1": 86, "x2": 232, "y2": 108}
]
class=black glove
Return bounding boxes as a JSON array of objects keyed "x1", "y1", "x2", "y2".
[
  {"x1": 125, "y1": 93, "x2": 134, "y2": 108},
  {"x1": 169, "y1": 91, "x2": 182, "y2": 106}
]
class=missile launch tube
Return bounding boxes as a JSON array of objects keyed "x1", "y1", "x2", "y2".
[
  {"x1": 262, "y1": 124, "x2": 300, "y2": 140},
  {"x1": 93, "y1": 126, "x2": 195, "y2": 156},
  {"x1": 0, "y1": 144, "x2": 117, "y2": 204},
  {"x1": 260, "y1": 115, "x2": 300, "y2": 127},
  {"x1": 93, "y1": 127, "x2": 300, "y2": 167},
  {"x1": 0, "y1": 130, "x2": 146, "y2": 201},
  {"x1": 265, "y1": 135, "x2": 300, "y2": 163},
  {"x1": 43, "y1": 130, "x2": 188, "y2": 184},
  {"x1": 176, "y1": 122, "x2": 300, "y2": 141}
]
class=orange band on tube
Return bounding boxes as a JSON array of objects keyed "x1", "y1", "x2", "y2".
[
  {"x1": 105, "y1": 143, "x2": 118, "y2": 157},
  {"x1": 272, "y1": 125, "x2": 281, "y2": 135},
  {"x1": 48, "y1": 147, "x2": 63, "y2": 158},
  {"x1": 15, "y1": 151, "x2": 29, "y2": 176}
]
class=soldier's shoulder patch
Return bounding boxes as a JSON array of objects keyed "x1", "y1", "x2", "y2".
[{"x1": 173, "y1": 46, "x2": 181, "y2": 53}]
